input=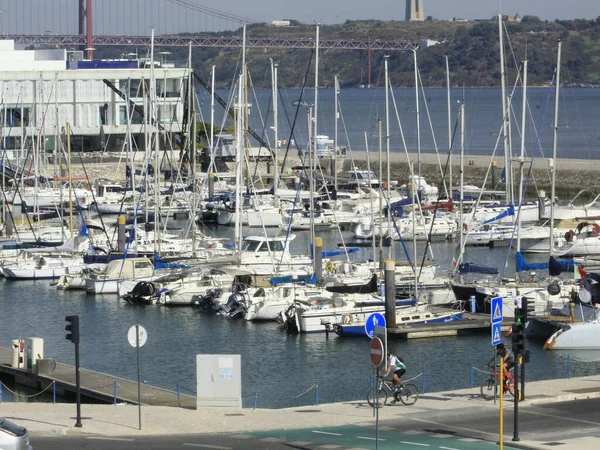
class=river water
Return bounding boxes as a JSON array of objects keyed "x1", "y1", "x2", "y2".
[
  {"x1": 2, "y1": 87, "x2": 600, "y2": 408},
  {"x1": 198, "y1": 86, "x2": 600, "y2": 160}
]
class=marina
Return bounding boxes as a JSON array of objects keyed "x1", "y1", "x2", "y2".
[{"x1": 1, "y1": 31, "x2": 600, "y2": 413}]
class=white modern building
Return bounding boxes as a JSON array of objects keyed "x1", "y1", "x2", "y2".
[{"x1": 0, "y1": 40, "x2": 189, "y2": 157}]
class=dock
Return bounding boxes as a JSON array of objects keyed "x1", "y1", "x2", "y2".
[
  {"x1": 387, "y1": 311, "x2": 510, "y2": 339},
  {"x1": 0, "y1": 347, "x2": 196, "y2": 408}
]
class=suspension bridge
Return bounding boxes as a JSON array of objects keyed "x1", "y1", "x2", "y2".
[{"x1": 0, "y1": 0, "x2": 420, "y2": 86}]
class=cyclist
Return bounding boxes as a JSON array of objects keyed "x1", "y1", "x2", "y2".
[
  {"x1": 383, "y1": 351, "x2": 406, "y2": 403},
  {"x1": 490, "y1": 343, "x2": 514, "y2": 388}
]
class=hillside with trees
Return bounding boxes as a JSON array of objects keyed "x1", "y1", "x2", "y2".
[{"x1": 94, "y1": 16, "x2": 600, "y2": 89}]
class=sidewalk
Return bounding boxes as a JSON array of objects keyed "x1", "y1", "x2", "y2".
[{"x1": 2, "y1": 375, "x2": 600, "y2": 448}]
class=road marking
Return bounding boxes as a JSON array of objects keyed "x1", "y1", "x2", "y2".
[
  {"x1": 183, "y1": 444, "x2": 232, "y2": 450},
  {"x1": 230, "y1": 435, "x2": 252, "y2": 439},
  {"x1": 458, "y1": 438, "x2": 481, "y2": 442},
  {"x1": 316, "y1": 445, "x2": 342, "y2": 449},
  {"x1": 522, "y1": 409, "x2": 600, "y2": 426},
  {"x1": 312, "y1": 431, "x2": 342, "y2": 436},
  {"x1": 86, "y1": 437, "x2": 134, "y2": 442},
  {"x1": 439, "y1": 446, "x2": 460, "y2": 450},
  {"x1": 357, "y1": 436, "x2": 386, "y2": 441},
  {"x1": 400, "y1": 442, "x2": 429, "y2": 447},
  {"x1": 408, "y1": 417, "x2": 498, "y2": 439}
]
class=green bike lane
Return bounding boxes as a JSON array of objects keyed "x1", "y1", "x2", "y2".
[{"x1": 245, "y1": 424, "x2": 522, "y2": 449}]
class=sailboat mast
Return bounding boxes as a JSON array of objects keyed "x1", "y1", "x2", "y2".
[
  {"x1": 310, "y1": 24, "x2": 320, "y2": 249},
  {"x1": 235, "y1": 74, "x2": 244, "y2": 253},
  {"x1": 550, "y1": 41, "x2": 562, "y2": 257},
  {"x1": 271, "y1": 59, "x2": 278, "y2": 198},
  {"x1": 459, "y1": 102, "x2": 465, "y2": 252},
  {"x1": 334, "y1": 76, "x2": 339, "y2": 191},
  {"x1": 209, "y1": 65, "x2": 215, "y2": 172},
  {"x1": 498, "y1": 14, "x2": 512, "y2": 204},
  {"x1": 517, "y1": 59, "x2": 528, "y2": 253},
  {"x1": 384, "y1": 55, "x2": 392, "y2": 260},
  {"x1": 378, "y1": 118, "x2": 384, "y2": 269},
  {"x1": 413, "y1": 50, "x2": 421, "y2": 195},
  {"x1": 446, "y1": 56, "x2": 452, "y2": 201}
]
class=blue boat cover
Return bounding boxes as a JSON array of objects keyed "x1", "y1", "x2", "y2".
[
  {"x1": 516, "y1": 252, "x2": 574, "y2": 273},
  {"x1": 458, "y1": 263, "x2": 498, "y2": 274},
  {"x1": 270, "y1": 273, "x2": 317, "y2": 285}
]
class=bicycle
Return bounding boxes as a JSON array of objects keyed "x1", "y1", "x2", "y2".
[
  {"x1": 480, "y1": 363, "x2": 515, "y2": 400},
  {"x1": 367, "y1": 376, "x2": 419, "y2": 407}
]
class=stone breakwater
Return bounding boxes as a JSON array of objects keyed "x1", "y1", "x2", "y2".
[{"x1": 65, "y1": 151, "x2": 599, "y2": 202}]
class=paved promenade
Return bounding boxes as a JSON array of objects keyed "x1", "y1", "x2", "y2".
[{"x1": 2, "y1": 374, "x2": 600, "y2": 449}]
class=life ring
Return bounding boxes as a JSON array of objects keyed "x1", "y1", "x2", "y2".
[
  {"x1": 325, "y1": 261, "x2": 335, "y2": 273},
  {"x1": 342, "y1": 314, "x2": 351, "y2": 324}
]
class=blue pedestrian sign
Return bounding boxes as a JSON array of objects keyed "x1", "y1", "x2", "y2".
[
  {"x1": 491, "y1": 297, "x2": 503, "y2": 324},
  {"x1": 491, "y1": 323, "x2": 502, "y2": 346},
  {"x1": 365, "y1": 313, "x2": 386, "y2": 338}
]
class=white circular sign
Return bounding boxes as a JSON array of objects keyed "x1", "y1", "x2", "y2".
[{"x1": 128, "y1": 325, "x2": 148, "y2": 348}]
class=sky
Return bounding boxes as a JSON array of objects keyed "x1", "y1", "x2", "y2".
[{"x1": 0, "y1": 0, "x2": 597, "y2": 35}]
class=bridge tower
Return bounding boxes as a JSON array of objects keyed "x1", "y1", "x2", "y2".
[
  {"x1": 79, "y1": 0, "x2": 94, "y2": 59},
  {"x1": 405, "y1": 0, "x2": 425, "y2": 21}
]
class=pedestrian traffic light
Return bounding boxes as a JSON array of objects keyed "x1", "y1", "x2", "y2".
[
  {"x1": 511, "y1": 321, "x2": 525, "y2": 355},
  {"x1": 65, "y1": 315, "x2": 80, "y2": 344}
]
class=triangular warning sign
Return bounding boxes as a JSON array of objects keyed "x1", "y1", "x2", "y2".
[
  {"x1": 493, "y1": 304, "x2": 502, "y2": 320},
  {"x1": 493, "y1": 327, "x2": 501, "y2": 342}
]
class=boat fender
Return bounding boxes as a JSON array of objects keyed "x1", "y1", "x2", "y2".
[{"x1": 325, "y1": 261, "x2": 335, "y2": 273}]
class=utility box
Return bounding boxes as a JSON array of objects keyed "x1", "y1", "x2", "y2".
[
  {"x1": 25, "y1": 337, "x2": 44, "y2": 373},
  {"x1": 196, "y1": 354, "x2": 241, "y2": 409},
  {"x1": 11, "y1": 339, "x2": 25, "y2": 369}
]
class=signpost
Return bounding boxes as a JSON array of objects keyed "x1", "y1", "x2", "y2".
[
  {"x1": 369, "y1": 337, "x2": 384, "y2": 367},
  {"x1": 365, "y1": 312, "x2": 386, "y2": 338},
  {"x1": 491, "y1": 296, "x2": 503, "y2": 346},
  {"x1": 128, "y1": 324, "x2": 147, "y2": 430},
  {"x1": 369, "y1": 336, "x2": 384, "y2": 450}
]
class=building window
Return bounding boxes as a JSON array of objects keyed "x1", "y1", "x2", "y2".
[
  {"x1": 119, "y1": 105, "x2": 144, "y2": 125},
  {"x1": 4, "y1": 107, "x2": 31, "y2": 127}
]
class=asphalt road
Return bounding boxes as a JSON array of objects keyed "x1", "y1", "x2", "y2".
[{"x1": 31, "y1": 397, "x2": 600, "y2": 449}]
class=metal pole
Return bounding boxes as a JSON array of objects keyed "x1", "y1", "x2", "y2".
[
  {"x1": 513, "y1": 357, "x2": 520, "y2": 441},
  {"x1": 375, "y1": 366, "x2": 380, "y2": 450},
  {"x1": 75, "y1": 340, "x2": 82, "y2": 428},
  {"x1": 136, "y1": 324, "x2": 142, "y2": 430}
]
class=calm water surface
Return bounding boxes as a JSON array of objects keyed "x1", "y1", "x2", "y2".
[
  {"x1": 199, "y1": 87, "x2": 600, "y2": 160},
  {"x1": 2, "y1": 228, "x2": 600, "y2": 408}
]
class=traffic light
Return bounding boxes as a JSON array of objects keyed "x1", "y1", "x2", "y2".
[
  {"x1": 65, "y1": 315, "x2": 80, "y2": 344},
  {"x1": 522, "y1": 296, "x2": 534, "y2": 324},
  {"x1": 511, "y1": 321, "x2": 525, "y2": 355}
]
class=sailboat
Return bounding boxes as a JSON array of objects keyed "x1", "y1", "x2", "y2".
[{"x1": 544, "y1": 273, "x2": 600, "y2": 350}]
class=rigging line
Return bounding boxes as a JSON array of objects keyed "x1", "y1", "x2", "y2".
[
  {"x1": 417, "y1": 66, "x2": 449, "y2": 201},
  {"x1": 500, "y1": 69, "x2": 557, "y2": 279},
  {"x1": 387, "y1": 79, "x2": 419, "y2": 269},
  {"x1": 453, "y1": 119, "x2": 504, "y2": 277},
  {"x1": 277, "y1": 49, "x2": 315, "y2": 181},
  {"x1": 166, "y1": 0, "x2": 255, "y2": 24}
]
